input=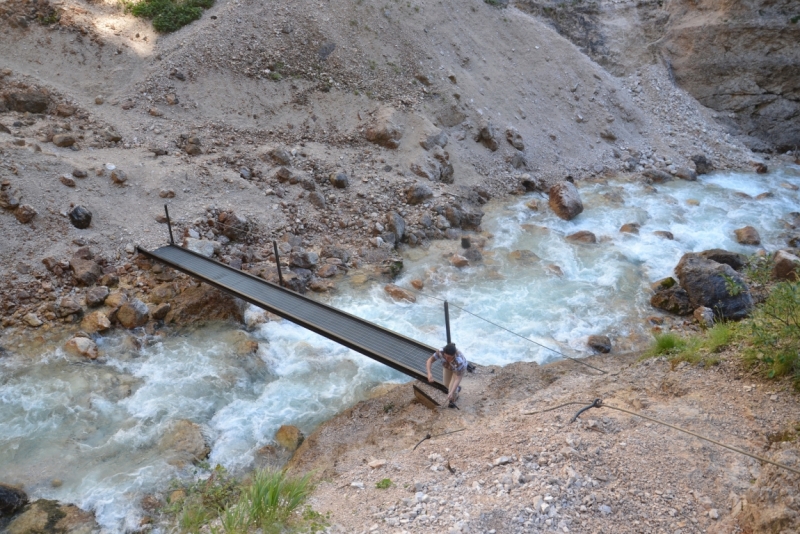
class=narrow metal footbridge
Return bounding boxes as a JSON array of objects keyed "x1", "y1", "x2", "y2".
[{"x1": 137, "y1": 243, "x2": 448, "y2": 392}]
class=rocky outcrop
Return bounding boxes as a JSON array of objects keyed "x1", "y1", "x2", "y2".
[
  {"x1": 4, "y1": 500, "x2": 99, "y2": 534},
  {"x1": 0, "y1": 483, "x2": 28, "y2": 516},
  {"x1": 675, "y1": 253, "x2": 753, "y2": 320},
  {"x1": 661, "y1": 1, "x2": 800, "y2": 150}
]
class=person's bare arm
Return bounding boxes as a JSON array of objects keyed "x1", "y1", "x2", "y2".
[{"x1": 426, "y1": 355, "x2": 435, "y2": 383}]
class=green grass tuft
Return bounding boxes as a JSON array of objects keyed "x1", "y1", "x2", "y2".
[
  {"x1": 376, "y1": 478, "x2": 392, "y2": 489},
  {"x1": 160, "y1": 466, "x2": 319, "y2": 533}
]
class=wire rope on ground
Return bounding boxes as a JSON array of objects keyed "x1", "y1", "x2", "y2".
[{"x1": 523, "y1": 398, "x2": 800, "y2": 477}]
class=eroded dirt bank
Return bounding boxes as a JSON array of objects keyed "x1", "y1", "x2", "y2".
[{"x1": 291, "y1": 353, "x2": 800, "y2": 534}]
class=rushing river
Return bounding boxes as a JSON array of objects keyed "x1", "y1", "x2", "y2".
[{"x1": 1, "y1": 166, "x2": 798, "y2": 531}]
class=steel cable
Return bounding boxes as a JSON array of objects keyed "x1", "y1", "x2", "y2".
[
  {"x1": 403, "y1": 287, "x2": 607, "y2": 375},
  {"x1": 523, "y1": 398, "x2": 800, "y2": 477}
]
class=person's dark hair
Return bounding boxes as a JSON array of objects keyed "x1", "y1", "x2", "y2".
[{"x1": 443, "y1": 343, "x2": 457, "y2": 356}]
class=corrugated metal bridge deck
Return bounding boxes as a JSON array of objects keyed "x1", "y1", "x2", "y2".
[{"x1": 137, "y1": 244, "x2": 447, "y2": 392}]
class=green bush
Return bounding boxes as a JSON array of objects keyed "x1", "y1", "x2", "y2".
[
  {"x1": 376, "y1": 478, "x2": 392, "y2": 489},
  {"x1": 742, "y1": 281, "x2": 800, "y2": 388},
  {"x1": 124, "y1": 0, "x2": 214, "y2": 33}
]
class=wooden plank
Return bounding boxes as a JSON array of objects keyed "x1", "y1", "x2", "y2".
[{"x1": 413, "y1": 384, "x2": 441, "y2": 410}]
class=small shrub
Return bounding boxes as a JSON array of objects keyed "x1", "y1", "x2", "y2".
[
  {"x1": 124, "y1": 0, "x2": 215, "y2": 33},
  {"x1": 376, "y1": 478, "x2": 392, "y2": 489},
  {"x1": 269, "y1": 72, "x2": 282, "y2": 81},
  {"x1": 742, "y1": 282, "x2": 800, "y2": 388}
]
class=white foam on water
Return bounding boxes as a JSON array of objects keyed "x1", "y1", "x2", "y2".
[{"x1": 1, "y1": 168, "x2": 798, "y2": 531}]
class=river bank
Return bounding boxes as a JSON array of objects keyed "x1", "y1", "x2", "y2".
[{"x1": 291, "y1": 348, "x2": 800, "y2": 534}]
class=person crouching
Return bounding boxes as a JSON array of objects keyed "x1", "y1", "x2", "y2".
[{"x1": 426, "y1": 343, "x2": 467, "y2": 407}]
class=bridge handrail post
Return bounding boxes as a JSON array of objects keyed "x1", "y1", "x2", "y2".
[
  {"x1": 165, "y1": 204, "x2": 175, "y2": 245},
  {"x1": 272, "y1": 240, "x2": 284, "y2": 286},
  {"x1": 444, "y1": 300, "x2": 451, "y2": 345}
]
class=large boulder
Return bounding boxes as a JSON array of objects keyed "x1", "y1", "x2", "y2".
[
  {"x1": 384, "y1": 284, "x2": 416, "y2": 302},
  {"x1": 80, "y1": 311, "x2": 111, "y2": 334},
  {"x1": 219, "y1": 211, "x2": 248, "y2": 241},
  {"x1": 650, "y1": 286, "x2": 693, "y2": 316},
  {"x1": 69, "y1": 258, "x2": 102, "y2": 286},
  {"x1": 4, "y1": 500, "x2": 99, "y2": 534},
  {"x1": 158, "y1": 420, "x2": 209, "y2": 467},
  {"x1": 772, "y1": 249, "x2": 799, "y2": 281},
  {"x1": 675, "y1": 253, "x2": 754, "y2": 319},
  {"x1": 56, "y1": 296, "x2": 82, "y2": 318},
  {"x1": 365, "y1": 106, "x2": 404, "y2": 149},
  {"x1": 14, "y1": 205, "x2": 36, "y2": 224},
  {"x1": 85, "y1": 286, "x2": 110, "y2": 307},
  {"x1": 691, "y1": 154, "x2": 714, "y2": 175},
  {"x1": 64, "y1": 336, "x2": 99, "y2": 359},
  {"x1": 474, "y1": 120, "x2": 499, "y2": 151},
  {"x1": 386, "y1": 212, "x2": 405, "y2": 242},
  {"x1": 0, "y1": 183, "x2": 21, "y2": 210},
  {"x1": 184, "y1": 238, "x2": 217, "y2": 258},
  {"x1": 7, "y1": 91, "x2": 48, "y2": 113},
  {"x1": 406, "y1": 184, "x2": 433, "y2": 205},
  {"x1": 289, "y1": 250, "x2": 319, "y2": 269},
  {"x1": 117, "y1": 298, "x2": 150, "y2": 329},
  {"x1": 734, "y1": 226, "x2": 761, "y2": 246},
  {"x1": 697, "y1": 249, "x2": 747, "y2": 271},
  {"x1": 506, "y1": 126, "x2": 524, "y2": 151},
  {"x1": 275, "y1": 425, "x2": 305, "y2": 452},
  {"x1": 68, "y1": 205, "x2": 92, "y2": 229},
  {"x1": 587, "y1": 335, "x2": 611, "y2": 353},
  {"x1": 149, "y1": 283, "x2": 177, "y2": 304},
  {"x1": 548, "y1": 181, "x2": 584, "y2": 221},
  {"x1": 164, "y1": 285, "x2": 245, "y2": 325},
  {"x1": 566, "y1": 230, "x2": 597, "y2": 244},
  {"x1": 0, "y1": 483, "x2": 28, "y2": 516}
]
